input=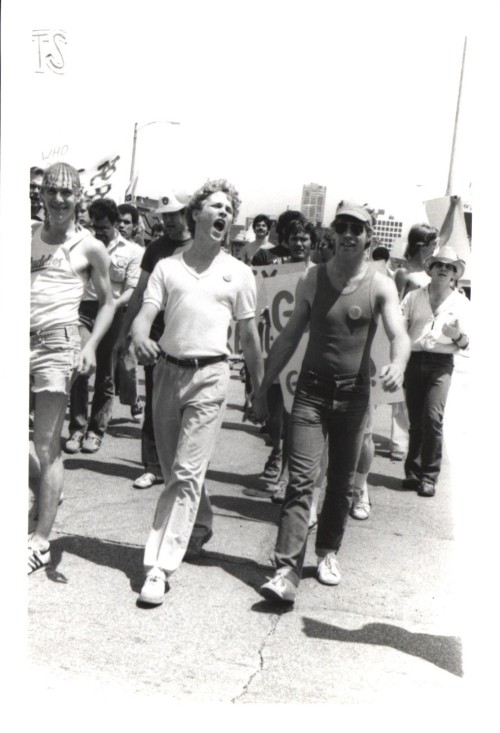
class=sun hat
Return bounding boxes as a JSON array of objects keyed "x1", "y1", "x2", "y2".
[{"x1": 424, "y1": 245, "x2": 465, "y2": 280}]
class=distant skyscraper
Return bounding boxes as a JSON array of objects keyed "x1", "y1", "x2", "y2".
[
  {"x1": 372, "y1": 209, "x2": 404, "y2": 251},
  {"x1": 301, "y1": 183, "x2": 326, "y2": 226}
]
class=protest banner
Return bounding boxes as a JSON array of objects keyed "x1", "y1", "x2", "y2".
[
  {"x1": 226, "y1": 261, "x2": 305, "y2": 359},
  {"x1": 79, "y1": 153, "x2": 122, "y2": 201},
  {"x1": 263, "y1": 269, "x2": 404, "y2": 412}
]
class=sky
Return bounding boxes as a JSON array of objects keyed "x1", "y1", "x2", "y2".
[{"x1": 4, "y1": 0, "x2": 474, "y2": 230}]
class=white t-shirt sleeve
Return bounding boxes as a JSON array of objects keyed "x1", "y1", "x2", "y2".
[
  {"x1": 233, "y1": 265, "x2": 256, "y2": 321},
  {"x1": 143, "y1": 260, "x2": 168, "y2": 312}
]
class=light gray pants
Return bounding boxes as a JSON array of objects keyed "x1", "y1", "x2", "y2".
[{"x1": 144, "y1": 358, "x2": 229, "y2": 576}]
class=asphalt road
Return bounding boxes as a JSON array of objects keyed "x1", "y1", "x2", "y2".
[{"x1": 25, "y1": 355, "x2": 472, "y2": 707}]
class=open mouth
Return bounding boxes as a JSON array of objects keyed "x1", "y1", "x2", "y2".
[{"x1": 213, "y1": 218, "x2": 225, "y2": 232}]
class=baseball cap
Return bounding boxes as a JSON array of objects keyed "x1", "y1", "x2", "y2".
[
  {"x1": 335, "y1": 200, "x2": 374, "y2": 224},
  {"x1": 154, "y1": 191, "x2": 191, "y2": 214}
]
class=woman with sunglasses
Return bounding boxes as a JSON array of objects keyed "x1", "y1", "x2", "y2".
[{"x1": 400, "y1": 245, "x2": 470, "y2": 497}]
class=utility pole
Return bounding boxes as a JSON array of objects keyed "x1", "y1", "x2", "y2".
[{"x1": 129, "y1": 120, "x2": 181, "y2": 182}]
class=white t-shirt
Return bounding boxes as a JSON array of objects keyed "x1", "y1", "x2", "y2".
[
  {"x1": 144, "y1": 251, "x2": 256, "y2": 358},
  {"x1": 401, "y1": 286, "x2": 470, "y2": 353}
]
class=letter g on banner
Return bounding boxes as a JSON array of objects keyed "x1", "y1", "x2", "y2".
[{"x1": 271, "y1": 290, "x2": 294, "y2": 333}]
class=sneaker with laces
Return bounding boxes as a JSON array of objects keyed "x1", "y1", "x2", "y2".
[
  {"x1": 243, "y1": 485, "x2": 278, "y2": 498},
  {"x1": 64, "y1": 430, "x2": 85, "y2": 454},
  {"x1": 317, "y1": 552, "x2": 341, "y2": 586},
  {"x1": 260, "y1": 569, "x2": 297, "y2": 603},
  {"x1": 350, "y1": 500, "x2": 370, "y2": 520},
  {"x1": 262, "y1": 451, "x2": 282, "y2": 481},
  {"x1": 390, "y1": 450, "x2": 406, "y2": 461},
  {"x1": 28, "y1": 542, "x2": 50, "y2": 575},
  {"x1": 131, "y1": 398, "x2": 144, "y2": 422},
  {"x1": 133, "y1": 472, "x2": 163, "y2": 489},
  {"x1": 138, "y1": 569, "x2": 167, "y2": 605},
  {"x1": 82, "y1": 431, "x2": 102, "y2": 453},
  {"x1": 418, "y1": 480, "x2": 436, "y2": 497},
  {"x1": 402, "y1": 477, "x2": 420, "y2": 489},
  {"x1": 271, "y1": 478, "x2": 287, "y2": 504}
]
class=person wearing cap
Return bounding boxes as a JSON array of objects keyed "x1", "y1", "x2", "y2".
[
  {"x1": 230, "y1": 229, "x2": 252, "y2": 261},
  {"x1": 64, "y1": 198, "x2": 143, "y2": 455},
  {"x1": 29, "y1": 162, "x2": 114, "y2": 575},
  {"x1": 400, "y1": 245, "x2": 470, "y2": 498},
  {"x1": 251, "y1": 200, "x2": 410, "y2": 604},
  {"x1": 114, "y1": 190, "x2": 194, "y2": 490},
  {"x1": 130, "y1": 179, "x2": 264, "y2": 606}
]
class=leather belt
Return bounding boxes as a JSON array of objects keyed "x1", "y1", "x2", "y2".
[{"x1": 163, "y1": 353, "x2": 227, "y2": 369}]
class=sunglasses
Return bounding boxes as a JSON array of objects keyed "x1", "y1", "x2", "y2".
[
  {"x1": 433, "y1": 262, "x2": 456, "y2": 272},
  {"x1": 333, "y1": 220, "x2": 365, "y2": 237}
]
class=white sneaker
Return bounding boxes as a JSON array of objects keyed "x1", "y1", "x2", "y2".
[
  {"x1": 133, "y1": 472, "x2": 162, "y2": 489},
  {"x1": 317, "y1": 552, "x2": 341, "y2": 586},
  {"x1": 260, "y1": 569, "x2": 297, "y2": 603},
  {"x1": 28, "y1": 541, "x2": 50, "y2": 575},
  {"x1": 138, "y1": 569, "x2": 167, "y2": 605},
  {"x1": 350, "y1": 500, "x2": 370, "y2": 520}
]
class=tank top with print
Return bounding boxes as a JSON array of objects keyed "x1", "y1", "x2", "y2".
[
  {"x1": 302, "y1": 264, "x2": 379, "y2": 377},
  {"x1": 31, "y1": 224, "x2": 90, "y2": 331}
]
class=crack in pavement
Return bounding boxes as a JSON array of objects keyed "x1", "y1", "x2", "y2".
[{"x1": 230, "y1": 614, "x2": 281, "y2": 703}]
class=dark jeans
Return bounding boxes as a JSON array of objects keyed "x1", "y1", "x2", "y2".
[
  {"x1": 69, "y1": 301, "x2": 124, "y2": 438},
  {"x1": 275, "y1": 368, "x2": 370, "y2": 584},
  {"x1": 404, "y1": 351, "x2": 454, "y2": 486},
  {"x1": 142, "y1": 362, "x2": 161, "y2": 474}
]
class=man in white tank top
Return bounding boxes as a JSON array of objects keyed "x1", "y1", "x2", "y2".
[{"x1": 29, "y1": 163, "x2": 114, "y2": 576}]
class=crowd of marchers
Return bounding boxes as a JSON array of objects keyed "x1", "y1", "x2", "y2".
[{"x1": 28, "y1": 163, "x2": 470, "y2": 606}]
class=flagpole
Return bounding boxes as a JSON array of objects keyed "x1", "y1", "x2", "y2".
[{"x1": 446, "y1": 37, "x2": 467, "y2": 196}]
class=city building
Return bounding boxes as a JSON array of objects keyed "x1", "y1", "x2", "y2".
[
  {"x1": 301, "y1": 183, "x2": 326, "y2": 226},
  {"x1": 372, "y1": 209, "x2": 404, "y2": 251}
]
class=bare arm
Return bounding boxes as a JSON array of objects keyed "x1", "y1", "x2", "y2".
[
  {"x1": 78, "y1": 244, "x2": 115, "y2": 375},
  {"x1": 238, "y1": 317, "x2": 264, "y2": 393},
  {"x1": 375, "y1": 273, "x2": 411, "y2": 391},
  {"x1": 114, "y1": 269, "x2": 151, "y2": 354},
  {"x1": 394, "y1": 267, "x2": 407, "y2": 296},
  {"x1": 113, "y1": 286, "x2": 134, "y2": 310},
  {"x1": 130, "y1": 302, "x2": 161, "y2": 364}
]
